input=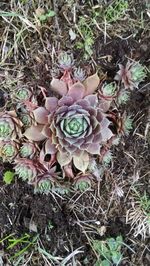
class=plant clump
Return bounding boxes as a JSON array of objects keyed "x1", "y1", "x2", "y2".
[{"x1": 0, "y1": 53, "x2": 147, "y2": 194}]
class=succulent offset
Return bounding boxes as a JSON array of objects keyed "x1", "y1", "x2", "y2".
[
  {"x1": 0, "y1": 111, "x2": 22, "y2": 140},
  {"x1": 0, "y1": 53, "x2": 147, "y2": 194},
  {"x1": 12, "y1": 87, "x2": 32, "y2": 102},
  {"x1": 115, "y1": 61, "x2": 147, "y2": 90},
  {"x1": 19, "y1": 142, "x2": 39, "y2": 158},
  {"x1": 0, "y1": 140, "x2": 19, "y2": 162},
  {"x1": 99, "y1": 82, "x2": 118, "y2": 99}
]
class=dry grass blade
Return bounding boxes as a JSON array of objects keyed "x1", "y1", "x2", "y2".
[{"x1": 60, "y1": 247, "x2": 84, "y2": 266}]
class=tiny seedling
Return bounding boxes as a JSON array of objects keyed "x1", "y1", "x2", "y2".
[
  {"x1": 3, "y1": 171, "x2": 15, "y2": 184},
  {"x1": 92, "y1": 236, "x2": 123, "y2": 266},
  {"x1": 37, "y1": 10, "x2": 55, "y2": 22},
  {"x1": 47, "y1": 221, "x2": 54, "y2": 231}
]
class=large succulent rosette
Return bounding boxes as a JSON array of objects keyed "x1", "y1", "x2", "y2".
[{"x1": 24, "y1": 74, "x2": 113, "y2": 172}]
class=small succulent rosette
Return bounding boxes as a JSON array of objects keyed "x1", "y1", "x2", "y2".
[
  {"x1": 19, "y1": 141, "x2": 39, "y2": 159},
  {"x1": 0, "y1": 111, "x2": 22, "y2": 140},
  {"x1": 73, "y1": 174, "x2": 94, "y2": 191},
  {"x1": 12, "y1": 86, "x2": 33, "y2": 103},
  {"x1": 33, "y1": 166, "x2": 59, "y2": 194},
  {"x1": 0, "y1": 140, "x2": 19, "y2": 162},
  {"x1": 99, "y1": 81, "x2": 118, "y2": 100},
  {"x1": 115, "y1": 61, "x2": 147, "y2": 90},
  {"x1": 14, "y1": 158, "x2": 41, "y2": 182}
]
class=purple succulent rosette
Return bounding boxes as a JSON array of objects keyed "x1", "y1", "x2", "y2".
[{"x1": 24, "y1": 77, "x2": 113, "y2": 173}]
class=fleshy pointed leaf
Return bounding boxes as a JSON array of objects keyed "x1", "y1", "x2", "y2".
[
  {"x1": 24, "y1": 125, "x2": 46, "y2": 141},
  {"x1": 63, "y1": 164, "x2": 74, "y2": 178},
  {"x1": 101, "y1": 127, "x2": 113, "y2": 142},
  {"x1": 33, "y1": 107, "x2": 49, "y2": 124},
  {"x1": 57, "y1": 151, "x2": 72, "y2": 166},
  {"x1": 86, "y1": 143, "x2": 101, "y2": 154},
  {"x1": 40, "y1": 149, "x2": 45, "y2": 162},
  {"x1": 58, "y1": 96, "x2": 73, "y2": 106},
  {"x1": 99, "y1": 99, "x2": 111, "y2": 112},
  {"x1": 68, "y1": 82, "x2": 85, "y2": 101},
  {"x1": 101, "y1": 117, "x2": 111, "y2": 128},
  {"x1": 84, "y1": 94, "x2": 98, "y2": 107},
  {"x1": 45, "y1": 97, "x2": 58, "y2": 112},
  {"x1": 73, "y1": 151, "x2": 89, "y2": 173},
  {"x1": 83, "y1": 73, "x2": 100, "y2": 96},
  {"x1": 50, "y1": 78, "x2": 68, "y2": 96},
  {"x1": 42, "y1": 125, "x2": 51, "y2": 138},
  {"x1": 45, "y1": 139, "x2": 57, "y2": 155}
]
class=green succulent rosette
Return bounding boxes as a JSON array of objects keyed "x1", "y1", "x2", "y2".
[
  {"x1": 16, "y1": 88, "x2": 31, "y2": 101},
  {"x1": 130, "y1": 63, "x2": 146, "y2": 83},
  {"x1": 35, "y1": 179, "x2": 52, "y2": 195},
  {"x1": 20, "y1": 142, "x2": 38, "y2": 159},
  {"x1": 0, "y1": 111, "x2": 22, "y2": 140},
  {"x1": 14, "y1": 159, "x2": 39, "y2": 181},
  {"x1": 58, "y1": 52, "x2": 74, "y2": 70},
  {"x1": 101, "y1": 82, "x2": 117, "y2": 97},
  {"x1": 0, "y1": 140, "x2": 19, "y2": 161},
  {"x1": 0, "y1": 121, "x2": 12, "y2": 138},
  {"x1": 62, "y1": 116, "x2": 88, "y2": 137}
]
